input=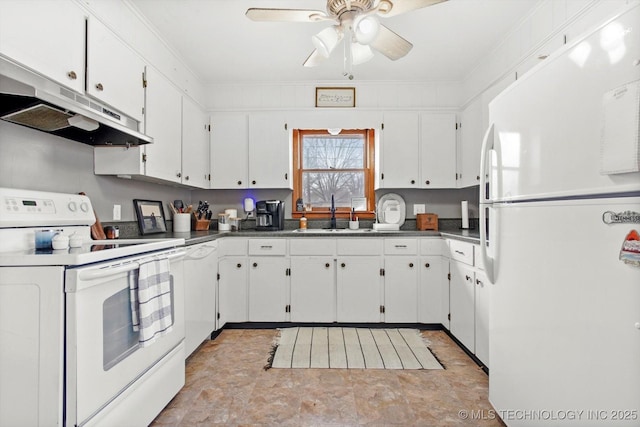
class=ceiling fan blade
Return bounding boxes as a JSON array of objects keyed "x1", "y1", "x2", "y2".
[
  {"x1": 379, "y1": 0, "x2": 447, "y2": 18},
  {"x1": 246, "y1": 8, "x2": 329, "y2": 22},
  {"x1": 370, "y1": 24, "x2": 413, "y2": 60},
  {"x1": 303, "y1": 49, "x2": 328, "y2": 67}
]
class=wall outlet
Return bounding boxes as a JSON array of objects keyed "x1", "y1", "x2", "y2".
[
  {"x1": 413, "y1": 204, "x2": 426, "y2": 215},
  {"x1": 113, "y1": 204, "x2": 121, "y2": 221}
]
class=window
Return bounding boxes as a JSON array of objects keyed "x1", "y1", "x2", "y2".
[{"x1": 293, "y1": 129, "x2": 375, "y2": 219}]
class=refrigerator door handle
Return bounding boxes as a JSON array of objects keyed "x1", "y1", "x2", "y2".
[
  {"x1": 479, "y1": 203, "x2": 495, "y2": 284},
  {"x1": 480, "y1": 123, "x2": 495, "y2": 203}
]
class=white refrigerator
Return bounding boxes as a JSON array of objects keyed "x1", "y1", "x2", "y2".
[{"x1": 480, "y1": 3, "x2": 640, "y2": 426}]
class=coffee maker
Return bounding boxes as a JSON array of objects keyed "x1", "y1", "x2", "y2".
[{"x1": 255, "y1": 200, "x2": 285, "y2": 231}]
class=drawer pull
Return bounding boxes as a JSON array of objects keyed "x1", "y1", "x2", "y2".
[
  {"x1": 394, "y1": 245, "x2": 407, "y2": 248},
  {"x1": 236, "y1": 263, "x2": 242, "y2": 268},
  {"x1": 424, "y1": 263, "x2": 430, "y2": 268},
  {"x1": 260, "y1": 245, "x2": 273, "y2": 249}
]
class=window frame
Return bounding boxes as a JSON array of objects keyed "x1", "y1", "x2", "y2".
[{"x1": 292, "y1": 128, "x2": 376, "y2": 219}]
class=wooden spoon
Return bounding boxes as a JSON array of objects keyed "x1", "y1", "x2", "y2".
[{"x1": 79, "y1": 192, "x2": 106, "y2": 240}]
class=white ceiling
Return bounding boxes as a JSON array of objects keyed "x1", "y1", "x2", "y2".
[{"x1": 128, "y1": 0, "x2": 542, "y2": 84}]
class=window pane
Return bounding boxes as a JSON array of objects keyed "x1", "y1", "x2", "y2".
[
  {"x1": 302, "y1": 135, "x2": 364, "y2": 169},
  {"x1": 302, "y1": 171, "x2": 364, "y2": 207}
]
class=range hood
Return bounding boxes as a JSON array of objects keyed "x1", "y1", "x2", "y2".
[{"x1": 0, "y1": 57, "x2": 152, "y2": 146}]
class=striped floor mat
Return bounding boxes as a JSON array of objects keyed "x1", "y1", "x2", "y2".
[{"x1": 267, "y1": 327, "x2": 443, "y2": 370}]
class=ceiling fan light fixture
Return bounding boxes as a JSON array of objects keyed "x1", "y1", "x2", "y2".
[
  {"x1": 351, "y1": 42, "x2": 375, "y2": 65},
  {"x1": 312, "y1": 26, "x2": 342, "y2": 57},
  {"x1": 354, "y1": 15, "x2": 379, "y2": 45}
]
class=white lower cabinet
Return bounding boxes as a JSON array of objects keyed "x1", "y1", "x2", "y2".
[
  {"x1": 419, "y1": 255, "x2": 445, "y2": 324},
  {"x1": 218, "y1": 257, "x2": 248, "y2": 326},
  {"x1": 383, "y1": 256, "x2": 418, "y2": 322},
  {"x1": 289, "y1": 257, "x2": 335, "y2": 322},
  {"x1": 248, "y1": 257, "x2": 289, "y2": 322},
  {"x1": 336, "y1": 256, "x2": 383, "y2": 323},
  {"x1": 449, "y1": 260, "x2": 476, "y2": 351},
  {"x1": 474, "y1": 268, "x2": 490, "y2": 367}
]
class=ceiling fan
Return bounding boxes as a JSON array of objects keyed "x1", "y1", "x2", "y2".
[{"x1": 246, "y1": 0, "x2": 447, "y2": 78}]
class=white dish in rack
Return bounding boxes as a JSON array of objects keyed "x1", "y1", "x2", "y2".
[{"x1": 376, "y1": 193, "x2": 406, "y2": 227}]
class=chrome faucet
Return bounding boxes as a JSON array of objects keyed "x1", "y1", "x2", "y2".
[{"x1": 330, "y1": 194, "x2": 337, "y2": 229}]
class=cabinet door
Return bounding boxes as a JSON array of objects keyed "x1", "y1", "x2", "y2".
[
  {"x1": 248, "y1": 112, "x2": 291, "y2": 188},
  {"x1": 419, "y1": 256, "x2": 444, "y2": 324},
  {"x1": 336, "y1": 256, "x2": 382, "y2": 323},
  {"x1": 210, "y1": 113, "x2": 249, "y2": 189},
  {"x1": 420, "y1": 113, "x2": 457, "y2": 188},
  {"x1": 144, "y1": 67, "x2": 182, "y2": 184},
  {"x1": 383, "y1": 256, "x2": 418, "y2": 323},
  {"x1": 474, "y1": 269, "x2": 490, "y2": 367},
  {"x1": 182, "y1": 97, "x2": 210, "y2": 188},
  {"x1": 218, "y1": 257, "x2": 248, "y2": 326},
  {"x1": 449, "y1": 260, "x2": 475, "y2": 351},
  {"x1": 380, "y1": 112, "x2": 419, "y2": 188},
  {"x1": 0, "y1": 0, "x2": 85, "y2": 93},
  {"x1": 86, "y1": 17, "x2": 145, "y2": 121},
  {"x1": 458, "y1": 98, "x2": 483, "y2": 188},
  {"x1": 248, "y1": 257, "x2": 288, "y2": 322},
  {"x1": 290, "y1": 257, "x2": 335, "y2": 322}
]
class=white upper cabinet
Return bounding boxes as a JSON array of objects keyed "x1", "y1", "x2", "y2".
[
  {"x1": 420, "y1": 113, "x2": 457, "y2": 188},
  {"x1": 86, "y1": 17, "x2": 145, "y2": 122},
  {"x1": 380, "y1": 112, "x2": 420, "y2": 188},
  {"x1": 144, "y1": 67, "x2": 183, "y2": 184},
  {"x1": 248, "y1": 112, "x2": 291, "y2": 189},
  {"x1": 210, "y1": 112, "x2": 249, "y2": 189},
  {"x1": 182, "y1": 97, "x2": 210, "y2": 188},
  {"x1": 0, "y1": 0, "x2": 86, "y2": 93},
  {"x1": 458, "y1": 98, "x2": 483, "y2": 188}
]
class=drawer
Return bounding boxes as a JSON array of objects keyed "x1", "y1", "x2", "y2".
[
  {"x1": 289, "y1": 238, "x2": 335, "y2": 255},
  {"x1": 384, "y1": 238, "x2": 418, "y2": 255},
  {"x1": 248, "y1": 239, "x2": 287, "y2": 256},
  {"x1": 420, "y1": 238, "x2": 444, "y2": 255},
  {"x1": 219, "y1": 238, "x2": 247, "y2": 256},
  {"x1": 337, "y1": 238, "x2": 382, "y2": 255},
  {"x1": 448, "y1": 239, "x2": 474, "y2": 266}
]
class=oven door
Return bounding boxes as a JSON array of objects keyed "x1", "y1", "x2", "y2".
[{"x1": 64, "y1": 248, "x2": 185, "y2": 427}]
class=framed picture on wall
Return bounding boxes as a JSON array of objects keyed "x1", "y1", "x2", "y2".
[
  {"x1": 133, "y1": 199, "x2": 167, "y2": 235},
  {"x1": 315, "y1": 87, "x2": 356, "y2": 107}
]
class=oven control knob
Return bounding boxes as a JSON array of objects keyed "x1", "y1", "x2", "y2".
[
  {"x1": 80, "y1": 202, "x2": 89, "y2": 213},
  {"x1": 68, "y1": 201, "x2": 77, "y2": 212}
]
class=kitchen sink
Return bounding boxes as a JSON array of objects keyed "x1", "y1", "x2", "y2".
[{"x1": 290, "y1": 228, "x2": 378, "y2": 233}]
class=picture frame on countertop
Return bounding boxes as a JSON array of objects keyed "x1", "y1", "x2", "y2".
[
  {"x1": 315, "y1": 87, "x2": 356, "y2": 108},
  {"x1": 133, "y1": 199, "x2": 167, "y2": 235}
]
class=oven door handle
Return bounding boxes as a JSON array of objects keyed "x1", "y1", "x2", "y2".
[{"x1": 77, "y1": 250, "x2": 186, "y2": 281}]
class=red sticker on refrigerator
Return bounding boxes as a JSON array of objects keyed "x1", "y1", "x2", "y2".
[{"x1": 620, "y1": 230, "x2": 640, "y2": 267}]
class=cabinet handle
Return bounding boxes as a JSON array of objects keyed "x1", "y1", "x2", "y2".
[
  {"x1": 260, "y1": 245, "x2": 272, "y2": 249},
  {"x1": 425, "y1": 262, "x2": 430, "y2": 268},
  {"x1": 285, "y1": 173, "x2": 288, "y2": 180},
  {"x1": 253, "y1": 262, "x2": 258, "y2": 267},
  {"x1": 455, "y1": 250, "x2": 465, "y2": 255},
  {"x1": 325, "y1": 263, "x2": 330, "y2": 268},
  {"x1": 465, "y1": 275, "x2": 471, "y2": 281},
  {"x1": 236, "y1": 263, "x2": 242, "y2": 268},
  {"x1": 476, "y1": 175, "x2": 480, "y2": 180},
  {"x1": 237, "y1": 180, "x2": 242, "y2": 185},
  {"x1": 252, "y1": 180, "x2": 256, "y2": 185},
  {"x1": 176, "y1": 172, "x2": 182, "y2": 178},
  {"x1": 425, "y1": 180, "x2": 430, "y2": 185},
  {"x1": 341, "y1": 263, "x2": 346, "y2": 268},
  {"x1": 409, "y1": 263, "x2": 414, "y2": 268},
  {"x1": 410, "y1": 180, "x2": 415, "y2": 184},
  {"x1": 185, "y1": 175, "x2": 190, "y2": 181},
  {"x1": 95, "y1": 83, "x2": 104, "y2": 91},
  {"x1": 476, "y1": 278, "x2": 483, "y2": 286},
  {"x1": 67, "y1": 71, "x2": 77, "y2": 80},
  {"x1": 394, "y1": 245, "x2": 407, "y2": 248}
]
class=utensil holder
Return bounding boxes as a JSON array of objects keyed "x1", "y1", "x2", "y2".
[
  {"x1": 173, "y1": 213, "x2": 191, "y2": 232},
  {"x1": 192, "y1": 213, "x2": 210, "y2": 231}
]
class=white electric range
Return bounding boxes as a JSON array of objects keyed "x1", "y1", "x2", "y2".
[{"x1": 0, "y1": 187, "x2": 186, "y2": 427}]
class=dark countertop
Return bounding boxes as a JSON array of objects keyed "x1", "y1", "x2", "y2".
[{"x1": 107, "y1": 220, "x2": 480, "y2": 246}]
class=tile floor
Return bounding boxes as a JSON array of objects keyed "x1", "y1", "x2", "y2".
[{"x1": 151, "y1": 329, "x2": 505, "y2": 426}]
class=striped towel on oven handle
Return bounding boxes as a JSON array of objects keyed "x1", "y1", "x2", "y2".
[{"x1": 128, "y1": 257, "x2": 173, "y2": 347}]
